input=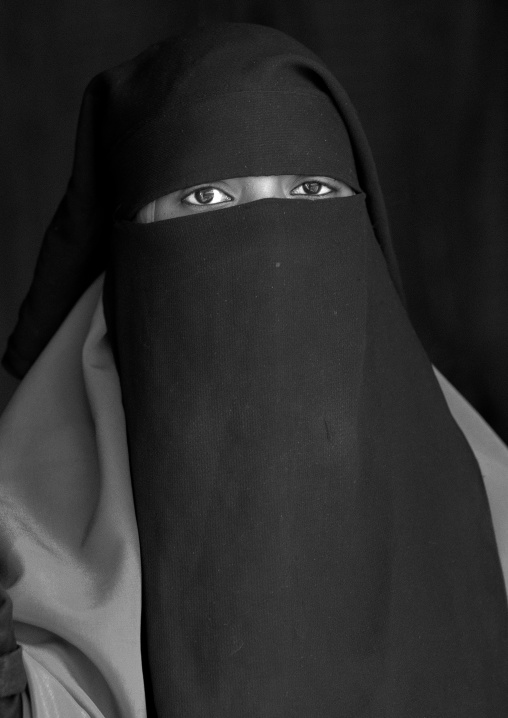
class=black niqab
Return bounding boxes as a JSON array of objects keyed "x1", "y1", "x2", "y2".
[{"x1": 5, "y1": 22, "x2": 508, "y2": 718}]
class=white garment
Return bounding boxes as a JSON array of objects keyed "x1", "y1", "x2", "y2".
[{"x1": 0, "y1": 277, "x2": 507, "y2": 718}]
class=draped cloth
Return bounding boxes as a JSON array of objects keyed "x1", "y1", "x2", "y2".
[
  {"x1": 3, "y1": 22, "x2": 508, "y2": 717},
  {"x1": 0, "y1": 280, "x2": 144, "y2": 718},
  {"x1": 0, "y1": 280, "x2": 508, "y2": 716}
]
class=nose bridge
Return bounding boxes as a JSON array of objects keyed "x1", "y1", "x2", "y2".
[{"x1": 242, "y1": 175, "x2": 286, "y2": 202}]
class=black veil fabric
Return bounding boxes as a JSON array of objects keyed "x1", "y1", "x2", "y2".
[{"x1": 4, "y1": 22, "x2": 508, "y2": 717}]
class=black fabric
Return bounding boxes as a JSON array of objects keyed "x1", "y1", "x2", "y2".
[
  {"x1": 2, "y1": 23, "x2": 401, "y2": 379},
  {"x1": 106, "y1": 193, "x2": 508, "y2": 717},
  {"x1": 101, "y1": 23, "x2": 508, "y2": 717}
]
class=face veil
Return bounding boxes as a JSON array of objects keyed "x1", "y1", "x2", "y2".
[{"x1": 5, "y1": 22, "x2": 508, "y2": 718}]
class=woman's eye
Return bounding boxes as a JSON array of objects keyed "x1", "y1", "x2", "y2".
[
  {"x1": 291, "y1": 181, "x2": 334, "y2": 197},
  {"x1": 182, "y1": 187, "x2": 233, "y2": 206}
]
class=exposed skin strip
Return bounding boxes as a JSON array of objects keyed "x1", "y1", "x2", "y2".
[{"x1": 136, "y1": 175, "x2": 355, "y2": 222}]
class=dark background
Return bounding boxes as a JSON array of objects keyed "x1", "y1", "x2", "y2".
[{"x1": 1, "y1": 0, "x2": 507, "y2": 441}]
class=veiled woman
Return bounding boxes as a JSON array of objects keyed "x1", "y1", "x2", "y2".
[{"x1": 1, "y1": 22, "x2": 508, "y2": 718}]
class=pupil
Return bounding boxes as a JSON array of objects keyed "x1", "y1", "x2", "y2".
[
  {"x1": 304, "y1": 182, "x2": 321, "y2": 195},
  {"x1": 197, "y1": 188, "x2": 214, "y2": 204}
]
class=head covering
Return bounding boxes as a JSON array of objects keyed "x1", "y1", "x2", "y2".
[
  {"x1": 4, "y1": 22, "x2": 508, "y2": 718},
  {"x1": 2, "y1": 23, "x2": 401, "y2": 379}
]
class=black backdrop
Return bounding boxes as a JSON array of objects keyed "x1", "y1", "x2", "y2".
[{"x1": 2, "y1": 0, "x2": 508, "y2": 441}]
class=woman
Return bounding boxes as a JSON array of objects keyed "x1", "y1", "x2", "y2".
[{"x1": 1, "y1": 22, "x2": 508, "y2": 717}]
